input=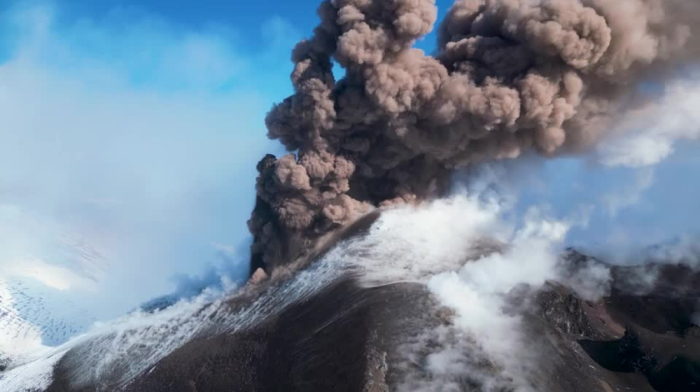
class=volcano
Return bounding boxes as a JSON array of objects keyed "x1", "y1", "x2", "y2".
[
  {"x1": 5, "y1": 210, "x2": 691, "y2": 392},
  {"x1": 2, "y1": 0, "x2": 700, "y2": 390}
]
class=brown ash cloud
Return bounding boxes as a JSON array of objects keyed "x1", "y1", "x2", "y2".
[{"x1": 248, "y1": 0, "x2": 699, "y2": 273}]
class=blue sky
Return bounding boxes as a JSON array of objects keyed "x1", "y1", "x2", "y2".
[
  {"x1": 0, "y1": 0, "x2": 457, "y2": 330},
  {"x1": 0, "y1": 0, "x2": 304, "y2": 331},
  {"x1": 5, "y1": 0, "x2": 456, "y2": 53},
  {"x1": 0, "y1": 0, "x2": 699, "y2": 345}
]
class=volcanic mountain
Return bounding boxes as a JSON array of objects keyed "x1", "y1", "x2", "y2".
[
  {"x1": 6, "y1": 209, "x2": 691, "y2": 391},
  {"x1": 3, "y1": 0, "x2": 700, "y2": 390}
]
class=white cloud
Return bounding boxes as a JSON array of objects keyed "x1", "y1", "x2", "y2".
[
  {"x1": 424, "y1": 206, "x2": 568, "y2": 390},
  {"x1": 597, "y1": 78, "x2": 700, "y2": 168},
  {"x1": 316, "y1": 179, "x2": 591, "y2": 389},
  {"x1": 0, "y1": 2, "x2": 296, "y2": 321},
  {"x1": 0, "y1": 204, "x2": 107, "y2": 288},
  {"x1": 601, "y1": 168, "x2": 655, "y2": 217},
  {"x1": 2, "y1": 258, "x2": 95, "y2": 292},
  {"x1": 3, "y1": 3, "x2": 253, "y2": 91},
  {"x1": 645, "y1": 234, "x2": 700, "y2": 268}
]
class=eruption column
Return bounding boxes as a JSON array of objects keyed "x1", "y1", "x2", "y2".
[{"x1": 248, "y1": 0, "x2": 697, "y2": 273}]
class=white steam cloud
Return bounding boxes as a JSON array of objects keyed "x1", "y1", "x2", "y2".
[
  {"x1": 425, "y1": 213, "x2": 567, "y2": 391},
  {"x1": 601, "y1": 168, "x2": 655, "y2": 217},
  {"x1": 314, "y1": 170, "x2": 604, "y2": 390},
  {"x1": 645, "y1": 234, "x2": 700, "y2": 268},
  {"x1": 597, "y1": 77, "x2": 700, "y2": 168}
]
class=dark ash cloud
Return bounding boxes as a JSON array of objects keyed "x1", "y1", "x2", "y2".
[{"x1": 249, "y1": 0, "x2": 699, "y2": 272}]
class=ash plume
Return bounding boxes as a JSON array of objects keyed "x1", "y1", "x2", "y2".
[{"x1": 249, "y1": 0, "x2": 699, "y2": 272}]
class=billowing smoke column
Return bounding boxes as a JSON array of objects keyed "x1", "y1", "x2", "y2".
[{"x1": 249, "y1": 0, "x2": 696, "y2": 272}]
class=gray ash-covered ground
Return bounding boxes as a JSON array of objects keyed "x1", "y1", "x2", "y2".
[{"x1": 32, "y1": 212, "x2": 700, "y2": 392}]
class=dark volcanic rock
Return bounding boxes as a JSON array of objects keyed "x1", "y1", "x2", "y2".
[
  {"x1": 46, "y1": 279, "x2": 438, "y2": 392},
  {"x1": 537, "y1": 283, "x2": 598, "y2": 338},
  {"x1": 43, "y1": 247, "x2": 700, "y2": 392}
]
